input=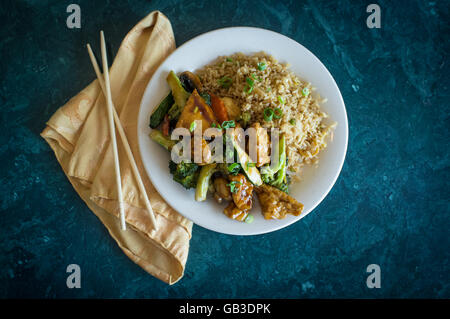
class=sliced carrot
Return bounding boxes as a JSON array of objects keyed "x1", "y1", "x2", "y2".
[
  {"x1": 161, "y1": 114, "x2": 170, "y2": 136},
  {"x1": 210, "y1": 93, "x2": 229, "y2": 124}
]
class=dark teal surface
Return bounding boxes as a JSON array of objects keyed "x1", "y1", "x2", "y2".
[{"x1": 0, "y1": 0, "x2": 449, "y2": 298}]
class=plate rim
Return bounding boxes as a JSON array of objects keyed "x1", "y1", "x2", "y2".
[{"x1": 138, "y1": 26, "x2": 348, "y2": 235}]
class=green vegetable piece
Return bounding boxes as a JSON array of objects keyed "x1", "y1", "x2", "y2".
[
  {"x1": 260, "y1": 133, "x2": 288, "y2": 192},
  {"x1": 167, "y1": 71, "x2": 190, "y2": 109},
  {"x1": 168, "y1": 103, "x2": 182, "y2": 121},
  {"x1": 263, "y1": 108, "x2": 274, "y2": 121},
  {"x1": 149, "y1": 130, "x2": 175, "y2": 150},
  {"x1": 302, "y1": 87, "x2": 310, "y2": 97},
  {"x1": 190, "y1": 121, "x2": 197, "y2": 132},
  {"x1": 251, "y1": 73, "x2": 261, "y2": 82},
  {"x1": 222, "y1": 120, "x2": 236, "y2": 129},
  {"x1": 199, "y1": 92, "x2": 211, "y2": 106},
  {"x1": 257, "y1": 62, "x2": 267, "y2": 71},
  {"x1": 169, "y1": 161, "x2": 200, "y2": 189},
  {"x1": 226, "y1": 57, "x2": 233, "y2": 62},
  {"x1": 277, "y1": 96, "x2": 285, "y2": 104},
  {"x1": 218, "y1": 76, "x2": 233, "y2": 88},
  {"x1": 246, "y1": 77, "x2": 254, "y2": 87},
  {"x1": 244, "y1": 84, "x2": 253, "y2": 94},
  {"x1": 195, "y1": 163, "x2": 217, "y2": 201},
  {"x1": 273, "y1": 108, "x2": 283, "y2": 119},
  {"x1": 232, "y1": 133, "x2": 263, "y2": 186},
  {"x1": 227, "y1": 181, "x2": 241, "y2": 193},
  {"x1": 227, "y1": 163, "x2": 241, "y2": 175},
  {"x1": 150, "y1": 92, "x2": 174, "y2": 129},
  {"x1": 244, "y1": 214, "x2": 254, "y2": 224}
]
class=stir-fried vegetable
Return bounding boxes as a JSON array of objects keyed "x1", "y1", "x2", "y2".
[
  {"x1": 260, "y1": 133, "x2": 288, "y2": 192},
  {"x1": 210, "y1": 94, "x2": 229, "y2": 123},
  {"x1": 169, "y1": 161, "x2": 200, "y2": 189},
  {"x1": 168, "y1": 103, "x2": 182, "y2": 121},
  {"x1": 199, "y1": 92, "x2": 211, "y2": 106},
  {"x1": 149, "y1": 92, "x2": 174, "y2": 129},
  {"x1": 179, "y1": 71, "x2": 203, "y2": 93},
  {"x1": 149, "y1": 130, "x2": 176, "y2": 150},
  {"x1": 232, "y1": 130, "x2": 263, "y2": 186},
  {"x1": 167, "y1": 71, "x2": 190, "y2": 109},
  {"x1": 195, "y1": 163, "x2": 217, "y2": 201}
]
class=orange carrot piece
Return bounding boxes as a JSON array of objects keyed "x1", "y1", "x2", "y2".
[{"x1": 210, "y1": 93, "x2": 229, "y2": 124}]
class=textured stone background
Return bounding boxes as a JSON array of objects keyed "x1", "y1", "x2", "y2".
[{"x1": 0, "y1": 0, "x2": 448, "y2": 298}]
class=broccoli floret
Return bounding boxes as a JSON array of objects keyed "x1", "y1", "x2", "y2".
[
  {"x1": 173, "y1": 171, "x2": 199, "y2": 189},
  {"x1": 169, "y1": 161, "x2": 200, "y2": 189},
  {"x1": 260, "y1": 133, "x2": 288, "y2": 193}
]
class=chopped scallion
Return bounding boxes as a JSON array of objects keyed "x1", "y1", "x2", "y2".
[
  {"x1": 222, "y1": 120, "x2": 236, "y2": 129},
  {"x1": 251, "y1": 73, "x2": 262, "y2": 82},
  {"x1": 263, "y1": 108, "x2": 274, "y2": 121},
  {"x1": 273, "y1": 108, "x2": 283, "y2": 119},
  {"x1": 218, "y1": 76, "x2": 233, "y2": 88},
  {"x1": 227, "y1": 163, "x2": 240, "y2": 175},
  {"x1": 227, "y1": 181, "x2": 241, "y2": 193},
  {"x1": 257, "y1": 62, "x2": 267, "y2": 71},
  {"x1": 189, "y1": 121, "x2": 197, "y2": 132},
  {"x1": 244, "y1": 214, "x2": 254, "y2": 223},
  {"x1": 244, "y1": 84, "x2": 253, "y2": 94}
]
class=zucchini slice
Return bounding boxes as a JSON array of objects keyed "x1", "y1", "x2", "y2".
[
  {"x1": 149, "y1": 92, "x2": 174, "y2": 128},
  {"x1": 167, "y1": 71, "x2": 190, "y2": 109},
  {"x1": 232, "y1": 132, "x2": 263, "y2": 186}
]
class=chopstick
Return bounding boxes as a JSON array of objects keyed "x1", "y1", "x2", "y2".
[
  {"x1": 87, "y1": 32, "x2": 158, "y2": 231},
  {"x1": 98, "y1": 31, "x2": 126, "y2": 231}
]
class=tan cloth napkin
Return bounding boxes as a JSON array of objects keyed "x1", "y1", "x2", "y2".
[{"x1": 41, "y1": 11, "x2": 192, "y2": 285}]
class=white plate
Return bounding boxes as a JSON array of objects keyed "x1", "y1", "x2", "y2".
[{"x1": 138, "y1": 27, "x2": 348, "y2": 235}]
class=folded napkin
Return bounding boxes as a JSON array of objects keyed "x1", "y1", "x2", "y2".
[{"x1": 41, "y1": 11, "x2": 192, "y2": 284}]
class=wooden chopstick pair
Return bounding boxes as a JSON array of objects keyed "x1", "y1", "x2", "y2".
[{"x1": 86, "y1": 31, "x2": 157, "y2": 231}]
